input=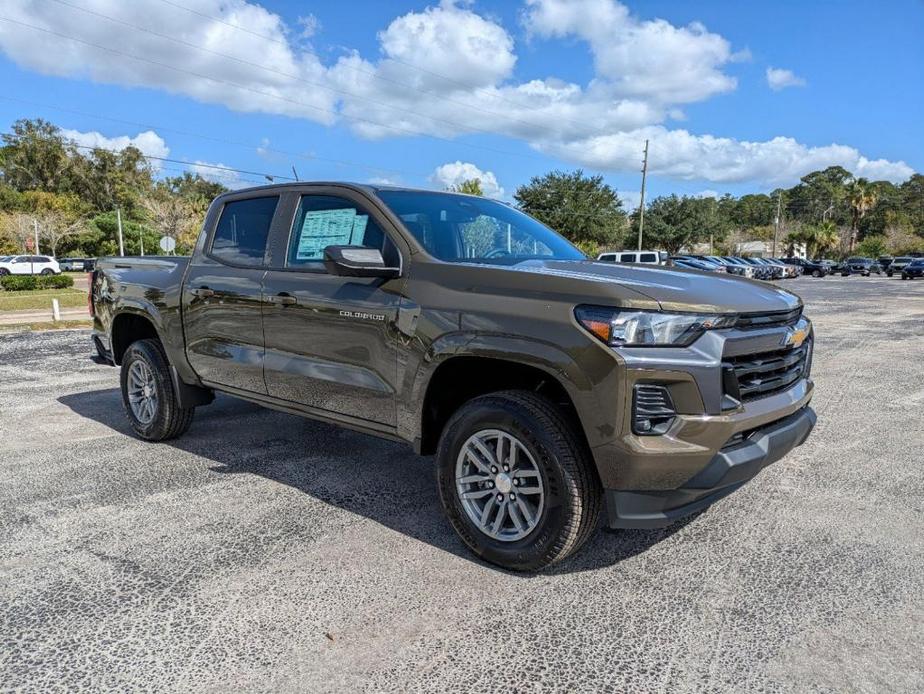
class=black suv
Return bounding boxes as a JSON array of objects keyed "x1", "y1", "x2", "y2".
[
  {"x1": 782, "y1": 257, "x2": 828, "y2": 277},
  {"x1": 841, "y1": 257, "x2": 882, "y2": 277},
  {"x1": 901, "y1": 258, "x2": 924, "y2": 280},
  {"x1": 887, "y1": 257, "x2": 914, "y2": 277}
]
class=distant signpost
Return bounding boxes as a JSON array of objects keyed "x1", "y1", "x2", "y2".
[{"x1": 158, "y1": 236, "x2": 177, "y2": 254}]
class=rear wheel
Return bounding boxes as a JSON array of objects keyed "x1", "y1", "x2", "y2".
[
  {"x1": 436, "y1": 390, "x2": 601, "y2": 571},
  {"x1": 812, "y1": 269, "x2": 821, "y2": 277},
  {"x1": 120, "y1": 338, "x2": 195, "y2": 441},
  {"x1": 40, "y1": 268, "x2": 53, "y2": 275}
]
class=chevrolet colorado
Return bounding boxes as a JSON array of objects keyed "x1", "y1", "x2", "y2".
[{"x1": 91, "y1": 183, "x2": 816, "y2": 570}]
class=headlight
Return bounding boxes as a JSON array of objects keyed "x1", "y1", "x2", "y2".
[{"x1": 575, "y1": 306, "x2": 737, "y2": 347}]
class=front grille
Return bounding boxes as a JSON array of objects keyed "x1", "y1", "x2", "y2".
[
  {"x1": 725, "y1": 341, "x2": 810, "y2": 402},
  {"x1": 734, "y1": 307, "x2": 802, "y2": 330}
]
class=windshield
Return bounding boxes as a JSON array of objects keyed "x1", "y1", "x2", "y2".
[
  {"x1": 847, "y1": 257, "x2": 866, "y2": 263},
  {"x1": 895, "y1": 257, "x2": 912, "y2": 263},
  {"x1": 376, "y1": 190, "x2": 586, "y2": 265}
]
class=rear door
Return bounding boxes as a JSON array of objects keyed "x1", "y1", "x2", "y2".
[
  {"x1": 260, "y1": 189, "x2": 406, "y2": 427},
  {"x1": 182, "y1": 194, "x2": 280, "y2": 394}
]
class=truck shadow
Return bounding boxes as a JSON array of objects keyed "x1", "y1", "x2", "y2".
[{"x1": 58, "y1": 388, "x2": 695, "y2": 575}]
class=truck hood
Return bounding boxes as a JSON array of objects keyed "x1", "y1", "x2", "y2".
[{"x1": 500, "y1": 259, "x2": 803, "y2": 314}]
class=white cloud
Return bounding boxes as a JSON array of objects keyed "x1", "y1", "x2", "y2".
[
  {"x1": 431, "y1": 161, "x2": 504, "y2": 197},
  {"x1": 368, "y1": 176, "x2": 399, "y2": 186},
  {"x1": 60, "y1": 128, "x2": 169, "y2": 170},
  {"x1": 766, "y1": 67, "x2": 806, "y2": 91},
  {"x1": 188, "y1": 161, "x2": 246, "y2": 189},
  {"x1": 524, "y1": 0, "x2": 737, "y2": 104},
  {"x1": 694, "y1": 189, "x2": 720, "y2": 199},
  {"x1": 0, "y1": 0, "x2": 911, "y2": 188},
  {"x1": 538, "y1": 127, "x2": 915, "y2": 184}
]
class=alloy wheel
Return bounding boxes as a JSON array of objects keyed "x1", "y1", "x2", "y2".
[
  {"x1": 127, "y1": 359, "x2": 158, "y2": 425},
  {"x1": 455, "y1": 429, "x2": 545, "y2": 542}
]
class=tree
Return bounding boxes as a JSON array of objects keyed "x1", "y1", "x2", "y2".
[
  {"x1": 448, "y1": 178, "x2": 484, "y2": 196},
  {"x1": 785, "y1": 221, "x2": 839, "y2": 259},
  {"x1": 0, "y1": 118, "x2": 74, "y2": 192},
  {"x1": 0, "y1": 211, "x2": 36, "y2": 252},
  {"x1": 141, "y1": 191, "x2": 201, "y2": 253},
  {"x1": 856, "y1": 235, "x2": 887, "y2": 258},
  {"x1": 514, "y1": 170, "x2": 626, "y2": 254},
  {"x1": 846, "y1": 178, "x2": 877, "y2": 251},
  {"x1": 634, "y1": 195, "x2": 719, "y2": 254}
]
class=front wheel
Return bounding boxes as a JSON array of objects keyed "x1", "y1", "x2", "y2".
[
  {"x1": 0, "y1": 268, "x2": 8, "y2": 276},
  {"x1": 812, "y1": 269, "x2": 821, "y2": 277},
  {"x1": 40, "y1": 268, "x2": 54, "y2": 276},
  {"x1": 436, "y1": 390, "x2": 601, "y2": 571},
  {"x1": 120, "y1": 338, "x2": 195, "y2": 440}
]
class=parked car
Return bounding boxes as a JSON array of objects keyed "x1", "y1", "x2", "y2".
[
  {"x1": 723, "y1": 256, "x2": 770, "y2": 280},
  {"x1": 878, "y1": 256, "x2": 894, "y2": 270},
  {"x1": 669, "y1": 256, "x2": 725, "y2": 272},
  {"x1": 597, "y1": 250, "x2": 667, "y2": 265},
  {"x1": 766, "y1": 258, "x2": 801, "y2": 278},
  {"x1": 743, "y1": 257, "x2": 785, "y2": 280},
  {"x1": 697, "y1": 255, "x2": 755, "y2": 278},
  {"x1": 59, "y1": 257, "x2": 89, "y2": 272},
  {"x1": 781, "y1": 257, "x2": 828, "y2": 277},
  {"x1": 886, "y1": 257, "x2": 915, "y2": 277},
  {"x1": 89, "y1": 182, "x2": 816, "y2": 571},
  {"x1": 0, "y1": 254, "x2": 61, "y2": 275},
  {"x1": 901, "y1": 258, "x2": 924, "y2": 280},
  {"x1": 841, "y1": 257, "x2": 882, "y2": 276}
]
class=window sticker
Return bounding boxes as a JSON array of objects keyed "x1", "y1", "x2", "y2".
[{"x1": 295, "y1": 209, "x2": 370, "y2": 260}]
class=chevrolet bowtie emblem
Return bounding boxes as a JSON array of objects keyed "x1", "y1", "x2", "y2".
[{"x1": 781, "y1": 326, "x2": 808, "y2": 348}]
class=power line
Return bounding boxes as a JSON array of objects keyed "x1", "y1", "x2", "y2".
[
  {"x1": 0, "y1": 95, "x2": 429, "y2": 181},
  {"x1": 0, "y1": 14, "x2": 558, "y2": 166}
]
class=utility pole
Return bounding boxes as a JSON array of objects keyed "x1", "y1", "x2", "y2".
[
  {"x1": 116, "y1": 207, "x2": 125, "y2": 257},
  {"x1": 33, "y1": 218, "x2": 40, "y2": 254},
  {"x1": 637, "y1": 139, "x2": 649, "y2": 251},
  {"x1": 139, "y1": 228, "x2": 144, "y2": 256},
  {"x1": 772, "y1": 191, "x2": 782, "y2": 257}
]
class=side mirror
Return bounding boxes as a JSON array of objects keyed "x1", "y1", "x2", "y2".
[{"x1": 323, "y1": 246, "x2": 400, "y2": 278}]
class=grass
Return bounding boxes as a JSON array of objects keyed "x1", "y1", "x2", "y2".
[
  {"x1": 0, "y1": 288, "x2": 87, "y2": 312},
  {"x1": 0, "y1": 319, "x2": 92, "y2": 333}
]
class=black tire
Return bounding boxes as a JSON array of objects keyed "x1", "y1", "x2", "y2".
[
  {"x1": 436, "y1": 390, "x2": 601, "y2": 571},
  {"x1": 842, "y1": 272, "x2": 849, "y2": 277},
  {"x1": 812, "y1": 269, "x2": 821, "y2": 277},
  {"x1": 887, "y1": 271, "x2": 893, "y2": 277},
  {"x1": 40, "y1": 268, "x2": 54, "y2": 275},
  {"x1": 0, "y1": 268, "x2": 8, "y2": 276},
  {"x1": 120, "y1": 338, "x2": 195, "y2": 441}
]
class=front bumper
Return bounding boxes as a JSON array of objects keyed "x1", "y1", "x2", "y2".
[{"x1": 606, "y1": 405, "x2": 815, "y2": 528}]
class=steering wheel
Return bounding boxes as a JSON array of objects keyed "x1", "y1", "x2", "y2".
[{"x1": 484, "y1": 248, "x2": 511, "y2": 259}]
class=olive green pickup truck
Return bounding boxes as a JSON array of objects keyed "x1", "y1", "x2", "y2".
[{"x1": 91, "y1": 183, "x2": 816, "y2": 570}]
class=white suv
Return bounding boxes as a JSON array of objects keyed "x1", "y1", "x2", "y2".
[
  {"x1": 0, "y1": 255, "x2": 61, "y2": 276},
  {"x1": 597, "y1": 250, "x2": 667, "y2": 265}
]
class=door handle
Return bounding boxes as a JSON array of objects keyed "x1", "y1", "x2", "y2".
[
  {"x1": 267, "y1": 293, "x2": 297, "y2": 306},
  {"x1": 191, "y1": 287, "x2": 215, "y2": 298}
]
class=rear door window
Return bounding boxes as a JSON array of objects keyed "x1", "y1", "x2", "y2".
[
  {"x1": 619, "y1": 253, "x2": 636, "y2": 262},
  {"x1": 210, "y1": 196, "x2": 279, "y2": 267},
  {"x1": 639, "y1": 253, "x2": 657, "y2": 263}
]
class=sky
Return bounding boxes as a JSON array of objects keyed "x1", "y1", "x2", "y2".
[{"x1": 0, "y1": 0, "x2": 921, "y2": 207}]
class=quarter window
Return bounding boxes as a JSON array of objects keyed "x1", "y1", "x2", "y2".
[{"x1": 211, "y1": 196, "x2": 278, "y2": 267}]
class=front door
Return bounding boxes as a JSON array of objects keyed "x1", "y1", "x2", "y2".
[
  {"x1": 183, "y1": 194, "x2": 279, "y2": 394},
  {"x1": 261, "y1": 192, "x2": 405, "y2": 427}
]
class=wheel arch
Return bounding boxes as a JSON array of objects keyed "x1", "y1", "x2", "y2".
[{"x1": 413, "y1": 336, "x2": 607, "y2": 458}]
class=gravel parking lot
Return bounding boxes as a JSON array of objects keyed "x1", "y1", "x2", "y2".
[{"x1": 2, "y1": 275, "x2": 923, "y2": 693}]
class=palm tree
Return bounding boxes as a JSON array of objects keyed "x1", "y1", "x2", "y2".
[{"x1": 846, "y1": 178, "x2": 877, "y2": 252}]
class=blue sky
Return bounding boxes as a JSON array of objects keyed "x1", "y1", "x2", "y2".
[{"x1": 0, "y1": 0, "x2": 920, "y2": 205}]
